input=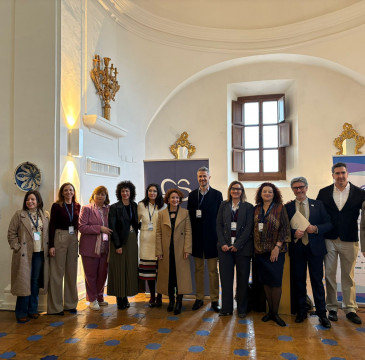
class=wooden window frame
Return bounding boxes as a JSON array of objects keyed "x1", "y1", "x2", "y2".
[{"x1": 232, "y1": 94, "x2": 289, "y2": 181}]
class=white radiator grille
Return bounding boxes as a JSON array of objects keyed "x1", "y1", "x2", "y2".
[{"x1": 86, "y1": 158, "x2": 120, "y2": 177}]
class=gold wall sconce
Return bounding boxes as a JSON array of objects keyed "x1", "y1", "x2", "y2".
[
  {"x1": 170, "y1": 132, "x2": 196, "y2": 159},
  {"x1": 333, "y1": 122, "x2": 364, "y2": 155},
  {"x1": 90, "y1": 55, "x2": 120, "y2": 120}
]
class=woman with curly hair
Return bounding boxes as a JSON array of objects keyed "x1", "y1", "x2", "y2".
[
  {"x1": 108, "y1": 181, "x2": 139, "y2": 310},
  {"x1": 253, "y1": 182, "x2": 290, "y2": 327},
  {"x1": 138, "y1": 184, "x2": 166, "y2": 307},
  {"x1": 156, "y1": 188, "x2": 192, "y2": 315}
]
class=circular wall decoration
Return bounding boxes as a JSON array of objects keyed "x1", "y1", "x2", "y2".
[{"x1": 14, "y1": 162, "x2": 42, "y2": 191}]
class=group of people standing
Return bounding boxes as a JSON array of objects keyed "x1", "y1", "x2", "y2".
[{"x1": 7, "y1": 163, "x2": 365, "y2": 329}]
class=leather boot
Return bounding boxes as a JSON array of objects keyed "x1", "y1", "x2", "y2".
[
  {"x1": 148, "y1": 280, "x2": 156, "y2": 307},
  {"x1": 167, "y1": 294, "x2": 175, "y2": 312},
  {"x1": 174, "y1": 294, "x2": 183, "y2": 315},
  {"x1": 155, "y1": 293, "x2": 162, "y2": 307},
  {"x1": 117, "y1": 297, "x2": 126, "y2": 310}
]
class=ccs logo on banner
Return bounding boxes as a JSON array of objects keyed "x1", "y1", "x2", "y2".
[
  {"x1": 161, "y1": 178, "x2": 191, "y2": 202},
  {"x1": 144, "y1": 159, "x2": 209, "y2": 209}
]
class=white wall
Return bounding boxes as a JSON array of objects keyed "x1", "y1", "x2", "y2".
[
  {"x1": 146, "y1": 59, "x2": 365, "y2": 204},
  {"x1": 0, "y1": 0, "x2": 60, "y2": 309}
]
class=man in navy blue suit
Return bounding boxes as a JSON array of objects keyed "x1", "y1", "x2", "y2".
[
  {"x1": 187, "y1": 167, "x2": 223, "y2": 312},
  {"x1": 286, "y1": 176, "x2": 332, "y2": 328}
]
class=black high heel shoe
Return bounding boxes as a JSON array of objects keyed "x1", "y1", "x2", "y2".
[{"x1": 272, "y1": 314, "x2": 286, "y2": 327}]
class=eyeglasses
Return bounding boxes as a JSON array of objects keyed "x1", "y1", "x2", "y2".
[
  {"x1": 231, "y1": 187, "x2": 243, "y2": 191},
  {"x1": 291, "y1": 186, "x2": 306, "y2": 191}
]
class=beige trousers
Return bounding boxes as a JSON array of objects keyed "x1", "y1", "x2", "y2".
[
  {"x1": 47, "y1": 230, "x2": 78, "y2": 314},
  {"x1": 324, "y1": 238, "x2": 359, "y2": 314},
  {"x1": 194, "y1": 257, "x2": 219, "y2": 302}
]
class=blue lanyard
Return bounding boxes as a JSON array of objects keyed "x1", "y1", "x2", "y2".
[
  {"x1": 259, "y1": 202, "x2": 274, "y2": 223},
  {"x1": 198, "y1": 191, "x2": 205, "y2": 209},
  {"x1": 64, "y1": 202, "x2": 74, "y2": 224},
  {"x1": 148, "y1": 204, "x2": 156, "y2": 222},
  {"x1": 27, "y1": 210, "x2": 39, "y2": 231}
]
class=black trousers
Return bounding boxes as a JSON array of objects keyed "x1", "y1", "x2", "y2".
[
  {"x1": 218, "y1": 248, "x2": 251, "y2": 314},
  {"x1": 290, "y1": 241, "x2": 326, "y2": 317}
]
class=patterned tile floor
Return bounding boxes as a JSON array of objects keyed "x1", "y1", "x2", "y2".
[{"x1": 0, "y1": 293, "x2": 364, "y2": 359}]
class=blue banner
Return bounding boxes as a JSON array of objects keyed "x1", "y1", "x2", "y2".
[
  {"x1": 144, "y1": 159, "x2": 209, "y2": 208},
  {"x1": 144, "y1": 159, "x2": 210, "y2": 296}
]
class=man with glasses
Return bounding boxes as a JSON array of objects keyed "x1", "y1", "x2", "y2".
[
  {"x1": 317, "y1": 162, "x2": 365, "y2": 324},
  {"x1": 188, "y1": 167, "x2": 223, "y2": 312},
  {"x1": 286, "y1": 177, "x2": 332, "y2": 328}
]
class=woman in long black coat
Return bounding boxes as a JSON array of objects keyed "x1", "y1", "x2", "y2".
[{"x1": 107, "y1": 181, "x2": 139, "y2": 310}]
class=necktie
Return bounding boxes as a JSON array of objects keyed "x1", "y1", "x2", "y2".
[{"x1": 299, "y1": 202, "x2": 309, "y2": 245}]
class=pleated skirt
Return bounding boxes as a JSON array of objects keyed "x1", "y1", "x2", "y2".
[{"x1": 107, "y1": 231, "x2": 139, "y2": 297}]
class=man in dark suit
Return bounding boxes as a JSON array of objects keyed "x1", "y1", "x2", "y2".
[
  {"x1": 187, "y1": 167, "x2": 223, "y2": 312},
  {"x1": 361, "y1": 201, "x2": 365, "y2": 257},
  {"x1": 317, "y1": 162, "x2": 365, "y2": 324},
  {"x1": 286, "y1": 177, "x2": 332, "y2": 328}
]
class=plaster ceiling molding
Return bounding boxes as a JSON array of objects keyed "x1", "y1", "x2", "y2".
[{"x1": 96, "y1": 0, "x2": 365, "y2": 53}]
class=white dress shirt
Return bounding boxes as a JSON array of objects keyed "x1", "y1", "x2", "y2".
[{"x1": 333, "y1": 182, "x2": 350, "y2": 211}]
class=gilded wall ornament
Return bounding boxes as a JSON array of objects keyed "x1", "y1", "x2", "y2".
[
  {"x1": 333, "y1": 123, "x2": 364, "y2": 155},
  {"x1": 170, "y1": 132, "x2": 196, "y2": 159},
  {"x1": 91, "y1": 55, "x2": 120, "y2": 120}
]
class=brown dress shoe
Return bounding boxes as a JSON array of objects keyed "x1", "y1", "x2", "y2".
[
  {"x1": 17, "y1": 317, "x2": 29, "y2": 324},
  {"x1": 28, "y1": 313, "x2": 39, "y2": 319}
]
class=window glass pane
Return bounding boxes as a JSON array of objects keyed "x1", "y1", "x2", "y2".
[
  {"x1": 263, "y1": 101, "x2": 278, "y2": 124},
  {"x1": 263, "y1": 125, "x2": 278, "y2": 148},
  {"x1": 244, "y1": 102, "x2": 259, "y2": 125},
  {"x1": 244, "y1": 126, "x2": 259, "y2": 149},
  {"x1": 245, "y1": 150, "x2": 259, "y2": 172},
  {"x1": 263, "y1": 150, "x2": 278, "y2": 172}
]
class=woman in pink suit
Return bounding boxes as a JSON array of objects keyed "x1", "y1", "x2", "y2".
[{"x1": 79, "y1": 186, "x2": 112, "y2": 310}]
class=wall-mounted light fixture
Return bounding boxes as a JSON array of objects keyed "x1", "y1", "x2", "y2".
[{"x1": 68, "y1": 129, "x2": 83, "y2": 157}]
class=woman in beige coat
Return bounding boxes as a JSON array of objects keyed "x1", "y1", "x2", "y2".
[
  {"x1": 156, "y1": 188, "x2": 192, "y2": 315},
  {"x1": 7, "y1": 190, "x2": 49, "y2": 323}
]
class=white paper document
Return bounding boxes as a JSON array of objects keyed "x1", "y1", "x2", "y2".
[{"x1": 290, "y1": 210, "x2": 310, "y2": 231}]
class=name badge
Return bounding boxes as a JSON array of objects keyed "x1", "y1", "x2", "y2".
[
  {"x1": 231, "y1": 222, "x2": 237, "y2": 231},
  {"x1": 196, "y1": 210, "x2": 202, "y2": 218},
  {"x1": 147, "y1": 223, "x2": 153, "y2": 231},
  {"x1": 33, "y1": 232, "x2": 41, "y2": 241},
  {"x1": 102, "y1": 233, "x2": 109, "y2": 241},
  {"x1": 231, "y1": 237, "x2": 236, "y2": 245},
  {"x1": 258, "y1": 223, "x2": 264, "y2": 232},
  {"x1": 68, "y1": 226, "x2": 75, "y2": 234}
]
